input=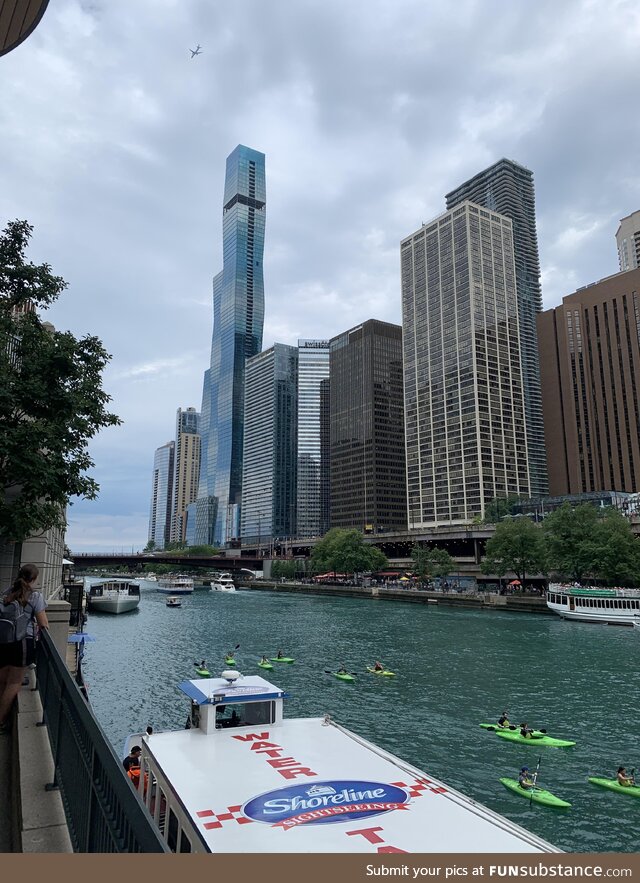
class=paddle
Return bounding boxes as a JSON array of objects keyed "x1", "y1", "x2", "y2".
[
  {"x1": 530, "y1": 756, "x2": 542, "y2": 804},
  {"x1": 225, "y1": 643, "x2": 240, "y2": 658},
  {"x1": 324, "y1": 670, "x2": 357, "y2": 677},
  {"x1": 486, "y1": 725, "x2": 547, "y2": 734}
]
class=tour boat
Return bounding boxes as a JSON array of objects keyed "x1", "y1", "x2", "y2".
[
  {"x1": 123, "y1": 673, "x2": 560, "y2": 854},
  {"x1": 546, "y1": 584, "x2": 640, "y2": 625},
  {"x1": 166, "y1": 596, "x2": 182, "y2": 608},
  {"x1": 157, "y1": 577, "x2": 194, "y2": 595},
  {"x1": 210, "y1": 572, "x2": 236, "y2": 593},
  {"x1": 145, "y1": 573, "x2": 158, "y2": 582},
  {"x1": 86, "y1": 581, "x2": 140, "y2": 614}
]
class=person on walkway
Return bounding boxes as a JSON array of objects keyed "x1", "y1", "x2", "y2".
[
  {"x1": 498, "y1": 710, "x2": 510, "y2": 728},
  {"x1": 518, "y1": 766, "x2": 535, "y2": 790},
  {"x1": 0, "y1": 564, "x2": 48, "y2": 734},
  {"x1": 617, "y1": 766, "x2": 634, "y2": 787},
  {"x1": 123, "y1": 745, "x2": 142, "y2": 772}
]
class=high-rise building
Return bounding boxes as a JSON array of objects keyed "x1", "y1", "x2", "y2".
[
  {"x1": 616, "y1": 210, "x2": 640, "y2": 272},
  {"x1": 446, "y1": 159, "x2": 547, "y2": 498},
  {"x1": 329, "y1": 320, "x2": 406, "y2": 532},
  {"x1": 401, "y1": 202, "x2": 530, "y2": 526},
  {"x1": 240, "y1": 344, "x2": 298, "y2": 545},
  {"x1": 538, "y1": 267, "x2": 640, "y2": 495},
  {"x1": 196, "y1": 145, "x2": 266, "y2": 546},
  {"x1": 148, "y1": 441, "x2": 175, "y2": 549},
  {"x1": 170, "y1": 407, "x2": 201, "y2": 545},
  {"x1": 296, "y1": 339, "x2": 330, "y2": 538}
]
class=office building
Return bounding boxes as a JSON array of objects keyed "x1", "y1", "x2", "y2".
[
  {"x1": 446, "y1": 159, "x2": 547, "y2": 497},
  {"x1": 240, "y1": 344, "x2": 298, "y2": 544},
  {"x1": 296, "y1": 339, "x2": 330, "y2": 538},
  {"x1": 196, "y1": 145, "x2": 266, "y2": 546},
  {"x1": 537, "y1": 267, "x2": 640, "y2": 495},
  {"x1": 616, "y1": 210, "x2": 640, "y2": 272},
  {"x1": 170, "y1": 407, "x2": 201, "y2": 544},
  {"x1": 329, "y1": 320, "x2": 406, "y2": 532},
  {"x1": 148, "y1": 441, "x2": 175, "y2": 549},
  {"x1": 401, "y1": 202, "x2": 530, "y2": 526}
]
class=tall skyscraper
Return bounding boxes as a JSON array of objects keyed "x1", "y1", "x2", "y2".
[
  {"x1": 538, "y1": 267, "x2": 640, "y2": 495},
  {"x1": 240, "y1": 344, "x2": 298, "y2": 544},
  {"x1": 616, "y1": 210, "x2": 640, "y2": 271},
  {"x1": 329, "y1": 320, "x2": 406, "y2": 532},
  {"x1": 196, "y1": 145, "x2": 266, "y2": 546},
  {"x1": 446, "y1": 159, "x2": 547, "y2": 498},
  {"x1": 296, "y1": 339, "x2": 330, "y2": 538},
  {"x1": 401, "y1": 202, "x2": 530, "y2": 526},
  {"x1": 148, "y1": 441, "x2": 175, "y2": 549},
  {"x1": 170, "y1": 407, "x2": 201, "y2": 545}
]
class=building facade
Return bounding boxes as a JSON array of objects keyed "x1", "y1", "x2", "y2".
[
  {"x1": 196, "y1": 145, "x2": 266, "y2": 546},
  {"x1": 148, "y1": 441, "x2": 175, "y2": 549},
  {"x1": 616, "y1": 210, "x2": 640, "y2": 272},
  {"x1": 445, "y1": 159, "x2": 547, "y2": 498},
  {"x1": 296, "y1": 339, "x2": 330, "y2": 538},
  {"x1": 329, "y1": 320, "x2": 406, "y2": 532},
  {"x1": 240, "y1": 344, "x2": 298, "y2": 545},
  {"x1": 170, "y1": 407, "x2": 201, "y2": 545},
  {"x1": 537, "y1": 268, "x2": 640, "y2": 495},
  {"x1": 401, "y1": 202, "x2": 530, "y2": 527}
]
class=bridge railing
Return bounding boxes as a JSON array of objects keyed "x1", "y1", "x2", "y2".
[{"x1": 36, "y1": 630, "x2": 168, "y2": 853}]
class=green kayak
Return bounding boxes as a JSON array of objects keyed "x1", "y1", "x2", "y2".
[
  {"x1": 481, "y1": 723, "x2": 546, "y2": 738},
  {"x1": 335, "y1": 672, "x2": 355, "y2": 682},
  {"x1": 224, "y1": 658, "x2": 236, "y2": 667},
  {"x1": 258, "y1": 660, "x2": 274, "y2": 671},
  {"x1": 500, "y1": 777, "x2": 571, "y2": 808},
  {"x1": 588, "y1": 777, "x2": 640, "y2": 798},
  {"x1": 496, "y1": 729, "x2": 576, "y2": 748},
  {"x1": 195, "y1": 668, "x2": 210, "y2": 677},
  {"x1": 270, "y1": 657, "x2": 295, "y2": 663},
  {"x1": 366, "y1": 666, "x2": 396, "y2": 677}
]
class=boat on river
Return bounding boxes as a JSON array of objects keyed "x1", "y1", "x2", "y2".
[
  {"x1": 166, "y1": 596, "x2": 182, "y2": 608},
  {"x1": 123, "y1": 673, "x2": 560, "y2": 854},
  {"x1": 546, "y1": 584, "x2": 640, "y2": 625},
  {"x1": 86, "y1": 581, "x2": 140, "y2": 614},
  {"x1": 210, "y1": 572, "x2": 236, "y2": 592},
  {"x1": 157, "y1": 577, "x2": 194, "y2": 595}
]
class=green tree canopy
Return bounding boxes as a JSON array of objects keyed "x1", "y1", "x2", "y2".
[
  {"x1": 1, "y1": 220, "x2": 120, "y2": 542},
  {"x1": 482, "y1": 518, "x2": 546, "y2": 584},
  {"x1": 483, "y1": 494, "x2": 524, "y2": 524},
  {"x1": 542, "y1": 503, "x2": 601, "y2": 582},
  {"x1": 185, "y1": 544, "x2": 220, "y2": 557},
  {"x1": 310, "y1": 528, "x2": 388, "y2": 575},
  {"x1": 411, "y1": 545, "x2": 454, "y2": 581}
]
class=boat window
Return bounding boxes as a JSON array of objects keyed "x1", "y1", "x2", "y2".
[
  {"x1": 179, "y1": 830, "x2": 192, "y2": 853},
  {"x1": 167, "y1": 808, "x2": 179, "y2": 852},
  {"x1": 157, "y1": 788, "x2": 167, "y2": 833},
  {"x1": 216, "y1": 700, "x2": 275, "y2": 729}
]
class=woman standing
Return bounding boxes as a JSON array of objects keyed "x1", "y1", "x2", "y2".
[{"x1": 0, "y1": 564, "x2": 49, "y2": 733}]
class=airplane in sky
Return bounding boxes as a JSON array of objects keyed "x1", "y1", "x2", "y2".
[{"x1": 190, "y1": 44, "x2": 202, "y2": 58}]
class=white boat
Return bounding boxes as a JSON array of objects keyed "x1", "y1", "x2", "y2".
[
  {"x1": 124, "y1": 673, "x2": 560, "y2": 854},
  {"x1": 546, "y1": 584, "x2": 640, "y2": 625},
  {"x1": 145, "y1": 573, "x2": 157, "y2": 582},
  {"x1": 157, "y1": 577, "x2": 194, "y2": 595},
  {"x1": 166, "y1": 596, "x2": 182, "y2": 608},
  {"x1": 86, "y1": 581, "x2": 140, "y2": 614},
  {"x1": 210, "y1": 572, "x2": 236, "y2": 593}
]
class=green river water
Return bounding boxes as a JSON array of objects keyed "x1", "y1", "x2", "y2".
[{"x1": 82, "y1": 581, "x2": 640, "y2": 853}]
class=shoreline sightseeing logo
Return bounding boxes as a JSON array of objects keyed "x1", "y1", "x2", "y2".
[{"x1": 242, "y1": 780, "x2": 410, "y2": 830}]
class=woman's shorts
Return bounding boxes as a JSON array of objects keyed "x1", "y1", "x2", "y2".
[{"x1": 0, "y1": 638, "x2": 36, "y2": 669}]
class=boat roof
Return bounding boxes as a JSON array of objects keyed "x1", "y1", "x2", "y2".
[{"x1": 145, "y1": 679, "x2": 559, "y2": 854}]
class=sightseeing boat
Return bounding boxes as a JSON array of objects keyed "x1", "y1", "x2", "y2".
[
  {"x1": 86, "y1": 581, "x2": 140, "y2": 614},
  {"x1": 165, "y1": 596, "x2": 182, "y2": 608},
  {"x1": 123, "y1": 673, "x2": 560, "y2": 854},
  {"x1": 157, "y1": 577, "x2": 194, "y2": 595},
  {"x1": 210, "y1": 572, "x2": 236, "y2": 593},
  {"x1": 546, "y1": 584, "x2": 640, "y2": 625}
]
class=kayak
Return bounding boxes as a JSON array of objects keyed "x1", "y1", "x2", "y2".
[
  {"x1": 194, "y1": 668, "x2": 210, "y2": 677},
  {"x1": 270, "y1": 657, "x2": 295, "y2": 663},
  {"x1": 500, "y1": 777, "x2": 571, "y2": 808},
  {"x1": 258, "y1": 660, "x2": 274, "y2": 671},
  {"x1": 224, "y1": 658, "x2": 236, "y2": 667},
  {"x1": 495, "y1": 729, "x2": 576, "y2": 748},
  {"x1": 366, "y1": 666, "x2": 396, "y2": 677},
  {"x1": 335, "y1": 672, "x2": 355, "y2": 682},
  {"x1": 588, "y1": 777, "x2": 640, "y2": 798},
  {"x1": 481, "y1": 723, "x2": 546, "y2": 738}
]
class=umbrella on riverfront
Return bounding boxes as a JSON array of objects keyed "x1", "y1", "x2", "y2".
[
  {"x1": 508, "y1": 580, "x2": 521, "y2": 586},
  {"x1": 67, "y1": 634, "x2": 96, "y2": 643}
]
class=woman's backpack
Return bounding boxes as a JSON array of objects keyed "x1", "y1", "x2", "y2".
[{"x1": 0, "y1": 593, "x2": 30, "y2": 644}]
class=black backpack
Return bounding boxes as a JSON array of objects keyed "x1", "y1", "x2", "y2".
[{"x1": 0, "y1": 593, "x2": 30, "y2": 644}]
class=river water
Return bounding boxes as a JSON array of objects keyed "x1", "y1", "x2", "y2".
[{"x1": 82, "y1": 580, "x2": 639, "y2": 853}]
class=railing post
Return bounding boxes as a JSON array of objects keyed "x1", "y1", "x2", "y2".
[{"x1": 45, "y1": 673, "x2": 63, "y2": 791}]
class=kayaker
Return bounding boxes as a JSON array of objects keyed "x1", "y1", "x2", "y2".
[
  {"x1": 225, "y1": 650, "x2": 234, "y2": 660},
  {"x1": 518, "y1": 766, "x2": 535, "y2": 790},
  {"x1": 260, "y1": 655, "x2": 270, "y2": 664},
  {"x1": 617, "y1": 766, "x2": 634, "y2": 787},
  {"x1": 520, "y1": 722, "x2": 534, "y2": 738},
  {"x1": 276, "y1": 649, "x2": 284, "y2": 658},
  {"x1": 199, "y1": 659, "x2": 206, "y2": 669},
  {"x1": 337, "y1": 664, "x2": 348, "y2": 674},
  {"x1": 373, "y1": 661, "x2": 385, "y2": 672},
  {"x1": 498, "y1": 710, "x2": 510, "y2": 728}
]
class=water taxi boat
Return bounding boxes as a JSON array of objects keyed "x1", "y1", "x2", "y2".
[
  {"x1": 86, "y1": 581, "x2": 140, "y2": 614},
  {"x1": 210, "y1": 572, "x2": 236, "y2": 592},
  {"x1": 546, "y1": 584, "x2": 640, "y2": 625},
  {"x1": 124, "y1": 673, "x2": 560, "y2": 854},
  {"x1": 157, "y1": 577, "x2": 194, "y2": 595},
  {"x1": 166, "y1": 596, "x2": 182, "y2": 608}
]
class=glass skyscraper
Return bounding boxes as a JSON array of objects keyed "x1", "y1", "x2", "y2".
[
  {"x1": 196, "y1": 145, "x2": 266, "y2": 546},
  {"x1": 445, "y1": 159, "x2": 548, "y2": 498},
  {"x1": 148, "y1": 441, "x2": 175, "y2": 549},
  {"x1": 296, "y1": 339, "x2": 330, "y2": 538}
]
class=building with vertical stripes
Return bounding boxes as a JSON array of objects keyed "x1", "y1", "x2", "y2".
[
  {"x1": 296, "y1": 339, "x2": 330, "y2": 538},
  {"x1": 170, "y1": 407, "x2": 201, "y2": 545},
  {"x1": 401, "y1": 201, "x2": 530, "y2": 526},
  {"x1": 148, "y1": 441, "x2": 175, "y2": 549}
]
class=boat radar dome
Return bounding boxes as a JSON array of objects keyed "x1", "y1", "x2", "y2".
[{"x1": 221, "y1": 669, "x2": 241, "y2": 683}]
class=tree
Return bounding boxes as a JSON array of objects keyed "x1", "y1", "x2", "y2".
[
  {"x1": 482, "y1": 518, "x2": 546, "y2": 584},
  {"x1": 310, "y1": 528, "x2": 388, "y2": 575},
  {"x1": 143, "y1": 540, "x2": 156, "y2": 552},
  {"x1": 591, "y1": 508, "x2": 640, "y2": 586},
  {"x1": 185, "y1": 544, "x2": 219, "y2": 556},
  {"x1": 483, "y1": 494, "x2": 524, "y2": 523},
  {"x1": 1, "y1": 220, "x2": 120, "y2": 541},
  {"x1": 542, "y1": 503, "x2": 600, "y2": 583},
  {"x1": 411, "y1": 545, "x2": 454, "y2": 582}
]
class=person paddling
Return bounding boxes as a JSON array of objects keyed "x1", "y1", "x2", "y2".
[
  {"x1": 276, "y1": 649, "x2": 285, "y2": 659},
  {"x1": 617, "y1": 766, "x2": 634, "y2": 787},
  {"x1": 518, "y1": 766, "x2": 535, "y2": 790},
  {"x1": 520, "y1": 722, "x2": 534, "y2": 738},
  {"x1": 498, "y1": 710, "x2": 510, "y2": 728},
  {"x1": 260, "y1": 655, "x2": 270, "y2": 665},
  {"x1": 373, "y1": 661, "x2": 385, "y2": 672},
  {"x1": 337, "y1": 664, "x2": 348, "y2": 674}
]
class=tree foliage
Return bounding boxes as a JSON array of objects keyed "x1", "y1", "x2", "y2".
[
  {"x1": 0, "y1": 220, "x2": 121, "y2": 542},
  {"x1": 310, "y1": 528, "x2": 388, "y2": 575},
  {"x1": 483, "y1": 494, "x2": 524, "y2": 523},
  {"x1": 482, "y1": 518, "x2": 547, "y2": 583},
  {"x1": 412, "y1": 545, "x2": 454, "y2": 581}
]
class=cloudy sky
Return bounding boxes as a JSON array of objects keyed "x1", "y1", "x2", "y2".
[{"x1": 2, "y1": 0, "x2": 639, "y2": 551}]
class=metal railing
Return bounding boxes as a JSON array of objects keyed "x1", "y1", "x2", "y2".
[{"x1": 35, "y1": 630, "x2": 168, "y2": 853}]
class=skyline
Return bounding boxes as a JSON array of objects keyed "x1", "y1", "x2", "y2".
[{"x1": 2, "y1": 0, "x2": 639, "y2": 550}]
